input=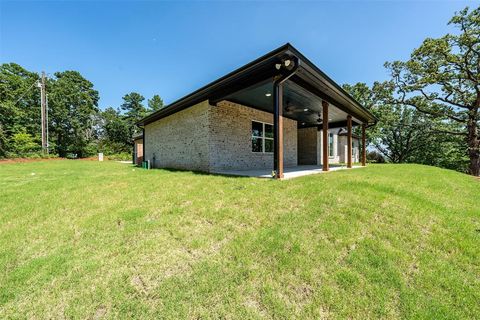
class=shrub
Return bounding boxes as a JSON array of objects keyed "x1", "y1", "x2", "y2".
[
  {"x1": 0, "y1": 125, "x2": 6, "y2": 158},
  {"x1": 367, "y1": 150, "x2": 386, "y2": 163},
  {"x1": 9, "y1": 132, "x2": 41, "y2": 156},
  {"x1": 106, "y1": 152, "x2": 132, "y2": 161}
]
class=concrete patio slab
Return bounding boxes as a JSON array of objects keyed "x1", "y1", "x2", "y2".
[{"x1": 213, "y1": 165, "x2": 364, "y2": 179}]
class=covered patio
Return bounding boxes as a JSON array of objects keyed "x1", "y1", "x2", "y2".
[
  {"x1": 138, "y1": 43, "x2": 377, "y2": 178},
  {"x1": 208, "y1": 44, "x2": 377, "y2": 179}
]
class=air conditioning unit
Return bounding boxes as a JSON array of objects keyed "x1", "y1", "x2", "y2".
[{"x1": 143, "y1": 160, "x2": 151, "y2": 169}]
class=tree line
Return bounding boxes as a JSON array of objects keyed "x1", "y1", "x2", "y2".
[
  {"x1": 0, "y1": 6, "x2": 478, "y2": 175},
  {"x1": 343, "y1": 6, "x2": 479, "y2": 176},
  {"x1": 0, "y1": 64, "x2": 164, "y2": 159}
]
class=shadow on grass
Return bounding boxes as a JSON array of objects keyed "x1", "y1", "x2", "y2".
[
  {"x1": 142, "y1": 164, "x2": 370, "y2": 180},
  {"x1": 142, "y1": 166, "x2": 259, "y2": 179}
]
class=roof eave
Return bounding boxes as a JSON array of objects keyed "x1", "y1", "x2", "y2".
[
  {"x1": 137, "y1": 43, "x2": 377, "y2": 127},
  {"x1": 286, "y1": 45, "x2": 376, "y2": 123},
  {"x1": 137, "y1": 43, "x2": 292, "y2": 127}
]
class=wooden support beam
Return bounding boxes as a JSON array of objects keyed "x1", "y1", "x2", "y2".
[
  {"x1": 347, "y1": 115, "x2": 352, "y2": 168},
  {"x1": 362, "y1": 123, "x2": 367, "y2": 166},
  {"x1": 273, "y1": 81, "x2": 284, "y2": 179},
  {"x1": 322, "y1": 100, "x2": 329, "y2": 171}
]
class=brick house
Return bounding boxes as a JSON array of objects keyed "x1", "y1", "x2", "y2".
[{"x1": 137, "y1": 44, "x2": 376, "y2": 179}]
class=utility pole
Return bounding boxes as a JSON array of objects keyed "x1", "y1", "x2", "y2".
[
  {"x1": 46, "y1": 93, "x2": 49, "y2": 153},
  {"x1": 38, "y1": 72, "x2": 48, "y2": 154}
]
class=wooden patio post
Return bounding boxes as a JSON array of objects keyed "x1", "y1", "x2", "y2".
[
  {"x1": 347, "y1": 115, "x2": 352, "y2": 168},
  {"x1": 273, "y1": 81, "x2": 284, "y2": 179},
  {"x1": 322, "y1": 100, "x2": 329, "y2": 171},
  {"x1": 362, "y1": 123, "x2": 367, "y2": 166}
]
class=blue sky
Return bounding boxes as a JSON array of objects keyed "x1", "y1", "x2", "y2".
[{"x1": 0, "y1": 1, "x2": 474, "y2": 109}]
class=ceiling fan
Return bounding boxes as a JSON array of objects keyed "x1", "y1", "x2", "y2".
[{"x1": 284, "y1": 100, "x2": 313, "y2": 116}]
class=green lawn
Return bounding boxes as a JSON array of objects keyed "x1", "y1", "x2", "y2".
[{"x1": 0, "y1": 161, "x2": 478, "y2": 319}]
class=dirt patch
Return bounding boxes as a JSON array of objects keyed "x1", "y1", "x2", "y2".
[
  {"x1": 244, "y1": 296, "x2": 268, "y2": 318},
  {"x1": 92, "y1": 305, "x2": 107, "y2": 320},
  {"x1": 0, "y1": 157, "x2": 110, "y2": 164},
  {"x1": 0, "y1": 157, "x2": 64, "y2": 164},
  {"x1": 294, "y1": 283, "x2": 314, "y2": 300},
  {"x1": 131, "y1": 275, "x2": 148, "y2": 295}
]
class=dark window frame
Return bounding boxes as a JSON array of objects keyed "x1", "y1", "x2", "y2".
[
  {"x1": 252, "y1": 120, "x2": 274, "y2": 153},
  {"x1": 328, "y1": 132, "x2": 334, "y2": 158}
]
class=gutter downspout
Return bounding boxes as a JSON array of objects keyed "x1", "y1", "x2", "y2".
[
  {"x1": 273, "y1": 56, "x2": 300, "y2": 179},
  {"x1": 142, "y1": 127, "x2": 145, "y2": 166}
]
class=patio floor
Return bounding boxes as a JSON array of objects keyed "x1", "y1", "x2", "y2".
[{"x1": 213, "y1": 164, "x2": 364, "y2": 179}]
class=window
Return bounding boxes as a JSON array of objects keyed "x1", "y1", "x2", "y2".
[
  {"x1": 252, "y1": 121, "x2": 273, "y2": 153},
  {"x1": 328, "y1": 133, "x2": 334, "y2": 157}
]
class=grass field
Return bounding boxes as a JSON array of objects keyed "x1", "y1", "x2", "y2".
[{"x1": 0, "y1": 161, "x2": 479, "y2": 319}]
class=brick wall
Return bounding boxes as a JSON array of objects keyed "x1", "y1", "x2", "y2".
[
  {"x1": 209, "y1": 101, "x2": 297, "y2": 171},
  {"x1": 297, "y1": 127, "x2": 318, "y2": 165},
  {"x1": 143, "y1": 99, "x2": 360, "y2": 171},
  {"x1": 144, "y1": 100, "x2": 298, "y2": 172},
  {"x1": 144, "y1": 100, "x2": 210, "y2": 171}
]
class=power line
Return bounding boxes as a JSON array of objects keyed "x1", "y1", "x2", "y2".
[
  {"x1": 10, "y1": 73, "x2": 50, "y2": 154},
  {"x1": 13, "y1": 81, "x2": 38, "y2": 104}
]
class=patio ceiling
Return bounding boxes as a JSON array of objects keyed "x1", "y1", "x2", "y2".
[{"x1": 223, "y1": 79, "x2": 359, "y2": 128}]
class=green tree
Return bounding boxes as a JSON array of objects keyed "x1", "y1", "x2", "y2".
[
  {"x1": 120, "y1": 92, "x2": 146, "y2": 142},
  {"x1": 344, "y1": 82, "x2": 432, "y2": 163},
  {"x1": 0, "y1": 63, "x2": 41, "y2": 146},
  {"x1": 48, "y1": 71, "x2": 99, "y2": 157},
  {"x1": 121, "y1": 92, "x2": 146, "y2": 126},
  {"x1": 373, "y1": 105, "x2": 432, "y2": 163},
  {"x1": 345, "y1": 82, "x2": 469, "y2": 171},
  {"x1": 10, "y1": 130, "x2": 40, "y2": 155},
  {"x1": 0, "y1": 124, "x2": 7, "y2": 157},
  {"x1": 342, "y1": 82, "x2": 377, "y2": 141},
  {"x1": 100, "y1": 107, "x2": 131, "y2": 153},
  {"x1": 386, "y1": 6, "x2": 480, "y2": 176},
  {"x1": 147, "y1": 94, "x2": 164, "y2": 113},
  {"x1": 410, "y1": 127, "x2": 469, "y2": 172}
]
